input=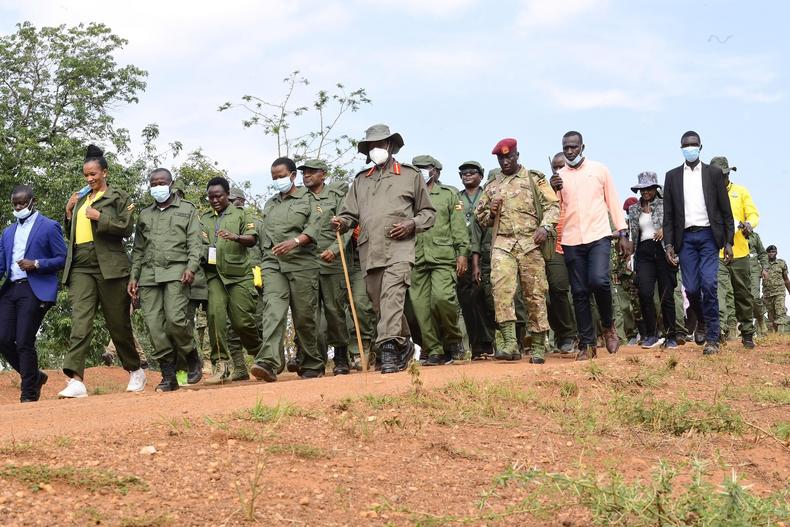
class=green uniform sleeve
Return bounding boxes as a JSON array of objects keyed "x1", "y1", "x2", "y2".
[
  {"x1": 130, "y1": 212, "x2": 145, "y2": 282},
  {"x1": 754, "y1": 234, "x2": 768, "y2": 270},
  {"x1": 412, "y1": 173, "x2": 436, "y2": 233},
  {"x1": 96, "y1": 193, "x2": 134, "y2": 237},
  {"x1": 449, "y1": 194, "x2": 469, "y2": 257},
  {"x1": 186, "y1": 208, "x2": 203, "y2": 274},
  {"x1": 301, "y1": 196, "x2": 323, "y2": 243},
  {"x1": 241, "y1": 210, "x2": 257, "y2": 237}
]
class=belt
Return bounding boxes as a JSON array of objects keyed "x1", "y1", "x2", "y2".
[
  {"x1": 685, "y1": 226, "x2": 709, "y2": 233},
  {"x1": 11, "y1": 278, "x2": 28, "y2": 284}
]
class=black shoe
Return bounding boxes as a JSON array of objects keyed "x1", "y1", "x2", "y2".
[
  {"x1": 422, "y1": 354, "x2": 444, "y2": 366},
  {"x1": 493, "y1": 349, "x2": 514, "y2": 361},
  {"x1": 702, "y1": 342, "x2": 720, "y2": 355},
  {"x1": 155, "y1": 362, "x2": 179, "y2": 392},
  {"x1": 529, "y1": 356, "x2": 545, "y2": 364},
  {"x1": 445, "y1": 343, "x2": 465, "y2": 362},
  {"x1": 742, "y1": 334, "x2": 755, "y2": 349},
  {"x1": 694, "y1": 326, "x2": 706, "y2": 345},
  {"x1": 398, "y1": 340, "x2": 415, "y2": 371},
  {"x1": 299, "y1": 369, "x2": 324, "y2": 379},
  {"x1": 31, "y1": 370, "x2": 48, "y2": 401},
  {"x1": 380, "y1": 341, "x2": 399, "y2": 374},
  {"x1": 251, "y1": 363, "x2": 277, "y2": 382},
  {"x1": 186, "y1": 349, "x2": 203, "y2": 384},
  {"x1": 286, "y1": 357, "x2": 299, "y2": 373},
  {"x1": 332, "y1": 346, "x2": 350, "y2": 375}
]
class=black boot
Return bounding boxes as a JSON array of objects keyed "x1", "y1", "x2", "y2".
[
  {"x1": 380, "y1": 341, "x2": 399, "y2": 374},
  {"x1": 156, "y1": 361, "x2": 179, "y2": 392},
  {"x1": 332, "y1": 346, "x2": 350, "y2": 375},
  {"x1": 398, "y1": 340, "x2": 415, "y2": 371},
  {"x1": 186, "y1": 348, "x2": 202, "y2": 384}
]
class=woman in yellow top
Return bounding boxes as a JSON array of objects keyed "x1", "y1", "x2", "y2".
[{"x1": 57, "y1": 145, "x2": 146, "y2": 398}]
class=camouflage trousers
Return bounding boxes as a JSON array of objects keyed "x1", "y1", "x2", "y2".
[
  {"x1": 764, "y1": 294, "x2": 788, "y2": 331},
  {"x1": 491, "y1": 243, "x2": 549, "y2": 332}
]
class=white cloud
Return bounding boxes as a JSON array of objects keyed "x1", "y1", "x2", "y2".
[{"x1": 517, "y1": 0, "x2": 609, "y2": 29}]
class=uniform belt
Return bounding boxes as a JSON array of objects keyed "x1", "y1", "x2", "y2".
[
  {"x1": 11, "y1": 278, "x2": 28, "y2": 284},
  {"x1": 684, "y1": 226, "x2": 709, "y2": 233}
]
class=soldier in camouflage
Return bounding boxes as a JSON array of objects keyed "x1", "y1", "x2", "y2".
[
  {"x1": 748, "y1": 232, "x2": 769, "y2": 335},
  {"x1": 763, "y1": 245, "x2": 790, "y2": 332}
]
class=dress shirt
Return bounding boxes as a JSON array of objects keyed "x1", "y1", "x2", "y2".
[
  {"x1": 10, "y1": 211, "x2": 39, "y2": 281},
  {"x1": 682, "y1": 163, "x2": 709, "y2": 228}
]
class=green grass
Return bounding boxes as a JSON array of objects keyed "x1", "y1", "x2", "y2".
[
  {"x1": 611, "y1": 394, "x2": 744, "y2": 435},
  {"x1": 266, "y1": 443, "x2": 329, "y2": 459},
  {"x1": 237, "y1": 399, "x2": 306, "y2": 423},
  {"x1": 772, "y1": 421, "x2": 790, "y2": 442},
  {"x1": 0, "y1": 463, "x2": 147, "y2": 494},
  {"x1": 119, "y1": 515, "x2": 171, "y2": 527},
  {"x1": 751, "y1": 386, "x2": 790, "y2": 404}
]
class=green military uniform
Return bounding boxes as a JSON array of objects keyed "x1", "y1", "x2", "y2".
[
  {"x1": 255, "y1": 185, "x2": 323, "y2": 377},
  {"x1": 200, "y1": 204, "x2": 261, "y2": 379},
  {"x1": 546, "y1": 248, "x2": 577, "y2": 350},
  {"x1": 475, "y1": 166, "x2": 559, "y2": 360},
  {"x1": 763, "y1": 257, "x2": 789, "y2": 332},
  {"x1": 345, "y1": 233, "x2": 377, "y2": 366},
  {"x1": 610, "y1": 240, "x2": 642, "y2": 343},
  {"x1": 409, "y1": 155, "x2": 468, "y2": 362},
  {"x1": 130, "y1": 195, "x2": 202, "y2": 373},
  {"x1": 748, "y1": 232, "x2": 769, "y2": 333},
  {"x1": 62, "y1": 185, "x2": 140, "y2": 379}
]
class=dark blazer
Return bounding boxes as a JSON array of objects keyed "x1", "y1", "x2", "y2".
[
  {"x1": 62, "y1": 185, "x2": 134, "y2": 284},
  {"x1": 0, "y1": 213, "x2": 67, "y2": 302},
  {"x1": 662, "y1": 162, "x2": 734, "y2": 252}
]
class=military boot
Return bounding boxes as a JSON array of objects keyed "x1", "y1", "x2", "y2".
[
  {"x1": 186, "y1": 348, "x2": 203, "y2": 385},
  {"x1": 529, "y1": 331, "x2": 548, "y2": 364},
  {"x1": 230, "y1": 355, "x2": 250, "y2": 382},
  {"x1": 494, "y1": 322, "x2": 518, "y2": 361},
  {"x1": 204, "y1": 361, "x2": 230, "y2": 385},
  {"x1": 379, "y1": 341, "x2": 399, "y2": 374},
  {"x1": 332, "y1": 346, "x2": 350, "y2": 376},
  {"x1": 155, "y1": 361, "x2": 179, "y2": 392},
  {"x1": 398, "y1": 340, "x2": 415, "y2": 371},
  {"x1": 444, "y1": 343, "x2": 466, "y2": 364},
  {"x1": 757, "y1": 317, "x2": 768, "y2": 336}
]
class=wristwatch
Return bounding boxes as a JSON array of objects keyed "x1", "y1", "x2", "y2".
[{"x1": 34, "y1": 260, "x2": 40, "y2": 269}]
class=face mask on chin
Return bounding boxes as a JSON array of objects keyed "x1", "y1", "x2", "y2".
[
  {"x1": 12, "y1": 200, "x2": 33, "y2": 220},
  {"x1": 369, "y1": 147, "x2": 389, "y2": 166},
  {"x1": 565, "y1": 153, "x2": 583, "y2": 167},
  {"x1": 420, "y1": 169, "x2": 431, "y2": 183}
]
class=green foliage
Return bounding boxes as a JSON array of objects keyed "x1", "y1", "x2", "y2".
[
  {"x1": 612, "y1": 394, "x2": 744, "y2": 435},
  {"x1": 0, "y1": 463, "x2": 147, "y2": 494}
]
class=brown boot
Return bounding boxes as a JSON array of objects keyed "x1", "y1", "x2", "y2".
[
  {"x1": 602, "y1": 326, "x2": 620, "y2": 354},
  {"x1": 575, "y1": 344, "x2": 597, "y2": 361}
]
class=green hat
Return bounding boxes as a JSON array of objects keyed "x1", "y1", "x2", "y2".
[
  {"x1": 486, "y1": 167, "x2": 501, "y2": 182},
  {"x1": 710, "y1": 156, "x2": 736, "y2": 175},
  {"x1": 411, "y1": 155, "x2": 442, "y2": 170},
  {"x1": 172, "y1": 179, "x2": 186, "y2": 192},
  {"x1": 357, "y1": 123, "x2": 404, "y2": 156},
  {"x1": 297, "y1": 159, "x2": 329, "y2": 172},
  {"x1": 458, "y1": 160, "x2": 484, "y2": 175},
  {"x1": 229, "y1": 186, "x2": 246, "y2": 200}
]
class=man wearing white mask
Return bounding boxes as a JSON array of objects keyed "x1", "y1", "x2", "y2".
[
  {"x1": 332, "y1": 124, "x2": 436, "y2": 374},
  {"x1": 128, "y1": 168, "x2": 202, "y2": 391}
]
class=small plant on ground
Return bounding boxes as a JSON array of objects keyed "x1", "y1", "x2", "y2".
[
  {"x1": 611, "y1": 394, "x2": 744, "y2": 435},
  {"x1": 0, "y1": 464, "x2": 147, "y2": 494}
]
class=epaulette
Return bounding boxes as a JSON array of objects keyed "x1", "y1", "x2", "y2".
[
  {"x1": 528, "y1": 169, "x2": 547, "y2": 181},
  {"x1": 180, "y1": 198, "x2": 197, "y2": 209},
  {"x1": 439, "y1": 183, "x2": 460, "y2": 194},
  {"x1": 399, "y1": 162, "x2": 419, "y2": 174}
]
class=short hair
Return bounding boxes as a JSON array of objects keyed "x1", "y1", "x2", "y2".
[
  {"x1": 552, "y1": 152, "x2": 565, "y2": 160},
  {"x1": 681, "y1": 130, "x2": 700, "y2": 142},
  {"x1": 563, "y1": 131, "x2": 583, "y2": 143},
  {"x1": 84, "y1": 144, "x2": 108, "y2": 170},
  {"x1": 11, "y1": 184, "x2": 34, "y2": 200},
  {"x1": 149, "y1": 168, "x2": 173, "y2": 182},
  {"x1": 767, "y1": 245, "x2": 777, "y2": 252},
  {"x1": 206, "y1": 176, "x2": 230, "y2": 193},
  {"x1": 271, "y1": 157, "x2": 297, "y2": 173}
]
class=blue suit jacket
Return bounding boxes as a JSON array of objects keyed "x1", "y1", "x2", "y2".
[{"x1": 0, "y1": 213, "x2": 67, "y2": 302}]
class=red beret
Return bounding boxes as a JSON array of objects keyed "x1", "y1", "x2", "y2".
[
  {"x1": 623, "y1": 197, "x2": 639, "y2": 212},
  {"x1": 491, "y1": 138, "x2": 517, "y2": 156}
]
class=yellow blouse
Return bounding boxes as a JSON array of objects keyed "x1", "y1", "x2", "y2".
[{"x1": 74, "y1": 191, "x2": 105, "y2": 244}]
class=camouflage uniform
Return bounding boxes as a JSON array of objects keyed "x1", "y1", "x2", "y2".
[
  {"x1": 748, "y1": 232, "x2": 769, "y2": 333},
  {"x1": 475, "y1": 166, "x2": 559, "y2": 360},
  {"x1": 610, "y1": 240, "x2": 642, "y2": 342},
  {"x1": 763, "y1": 258, "x2": 789, "y2": 332}
]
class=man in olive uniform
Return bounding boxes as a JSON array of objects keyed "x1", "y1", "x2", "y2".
[
  {"x1": 456, "y1": 161, "x2": 497, "y2": 359},
  {"x1": 128, "y1": 168, "x2": 202, "y2": 391},
  {"x1": 763, "y1": 245, "x2": 790, "y2": 332},
  {"x1": 410, "y1": 155, "x2": 469, "y2": 365},
  {"x1": 250, "y1": 157, "x2": 324, "y2": 382},
  {"x1": 475, "y1": 138, "x2": 559, "y2": 364},
  {"x1": 200, "y1": 177, "x2": 261, "y2": 384},
  {"x1": 345, "y1": 225, "x2": 378, "y2": 369},
  {"x1": 332, "y1": 124, "x2": 436, "y2": 374},
  {"x1": 748, "y1": 231, "x2": 769, "y2": 335},
  {"x1": 300, "y1": 160, "x2": 353, "y2": 375}
]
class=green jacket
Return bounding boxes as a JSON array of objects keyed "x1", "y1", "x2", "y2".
[
  {"x1": 415, "y1": 182, "x2": 469, "y2": 266},
  {"x1": 748, "y1": 231, "x2": 768, "y2": 272},
  {"x1": 260, "y1": 186, "x2": 322, "y2": 273},
  {"x1": 200, "y1": 204, "x2": 257, "y2": 285},
  {"x1": 309, "y1": 183, "x2": 350, "y2": 275},
  {"x1": 63, "y1": 185, "x2": 134, "y2": 284},
  {"x1": 130, "y1": 195, "x2": 202, "y2": 286},
  {"x1": 459, "y1": 187, "x2": 484, "y2": 257}
]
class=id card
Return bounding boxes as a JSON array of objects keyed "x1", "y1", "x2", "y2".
[{"x1": 208, "y1": 247, "x2": 217, "y2": 265}]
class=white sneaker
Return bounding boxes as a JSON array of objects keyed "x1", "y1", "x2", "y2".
[
  {"x1": 58, "y1": 378, "x2": 88, "y2": 398},
  {"x1": 126, "y1": 368, "x2": 147, "y2": 392}
]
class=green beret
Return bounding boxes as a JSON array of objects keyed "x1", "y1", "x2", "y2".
[
  {"x1": 411, "y1": 155, "x2": 442, "y2": 171},
  {"x1": 458, "y1": 160, "x2": 484, "y2": 175},
  {"x1": 297, "y1": 159, "x2": 329, "y2": 172}
]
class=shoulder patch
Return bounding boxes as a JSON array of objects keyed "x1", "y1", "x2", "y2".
[
  {"x1": 246, "y1": 223, "x2": 255, "y2": 229},
  {"x1": 201, "y1": 231, "x2": 209, "y2": 239},
  {"x1": 127, "y1": 203, "x2": 135, "y2": 211},
  {"x1": 315, "y1": 205, "x2": 323, "y2": 215},
  {"x1": 528, "y1": 169, "x2": 547, "y2": 181},
  {"x1": 454, "y1": 201, "x2": 464, "y2": 211}
]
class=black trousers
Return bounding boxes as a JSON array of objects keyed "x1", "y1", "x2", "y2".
[
  {"x1": 563, "y1": 237, "x2": 613, "y2": 346},
  {"x1": 0, "y1": 281, "x2": 51, "y2": 399},
  {"x1": 635, "y1": 240, "x2": 677, "y2": 339}
]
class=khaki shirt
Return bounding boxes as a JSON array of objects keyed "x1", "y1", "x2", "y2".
[
  {"x1": 260, "y1": 186, "x2": 322, "y2": 273},
  {"x1": 415, "y1": 183, "x2": 469, "y2": 266},
  {"x1": 200, "y1": 204, "x2": 257, "y2": 284},
  {"x1": 336, "y1": 160, "x2": 436, "y2": 274},
  {"x1": 475, "y1": 167, "x2": 559, "y2": 254},
  {"x1": 131, "y1": 195, "x2": 202, "y2": 286}
]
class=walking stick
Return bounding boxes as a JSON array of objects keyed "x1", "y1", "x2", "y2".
[{"x1": 336, "y1": 230, "x2": 368, "y2": 372}]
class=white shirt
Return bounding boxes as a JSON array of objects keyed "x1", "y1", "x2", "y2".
[
  {"x1": 10, "y1": 211, "x2": 39, "y2": 281},
  {"x1": 682, "y1": 162, "x2": 709, "y2": 228},
  {"x1": 639, "y1": 212, "x2": 656, "y2": 240}
]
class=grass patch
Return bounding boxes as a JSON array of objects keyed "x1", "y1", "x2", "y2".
[
  {"x1": 119, "y1": 515, "x2": 171, "y2": 527},
  {"x1": 91, "y1": 383, "x2": 125, "y2": 395},
  {"x1": 266, "y1": 443, "x2": 329, "y2": 460},
  {"x1": 611, "y1": 394, "x2": 744, "y2": 435},
  {"x1": 237, "y1": 399, "x2": 306, "y2": 423},
  {"x1": 54, "y1": 436, "x2": 73, "y2": 448},
  {"x1": 751, "y1": 385, "x2": 790, "y2": 405},
  {"x1": 773, "y1": 421, "x2": 790, "y2": 442},
  {"x1": 0, "y1": 463, "x2": 147, "y2": 494},
  {"x1": 0, "y1": 440, "x2": 35, "y2": 455}
]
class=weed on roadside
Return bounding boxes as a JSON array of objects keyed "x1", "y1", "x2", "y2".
[
  {"x1": 0, "y1": 464, "x2": 147, "y2": 494},
  {"x1": 611, "y1": 394, "x2": 744, "y2": 435}
]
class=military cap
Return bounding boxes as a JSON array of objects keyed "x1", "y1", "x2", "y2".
[
  {"x1": 710, "y1": 156, "x2": 736, "y2": 175},
  {"x1": 357, "y1": 123, "x2": 404, "y2": 156},
  {"x1": 767, "y1": 245, "x2": 777, "y2": 252},
  {"x1": 229, "y1": 186, "x2": 246, "y2": 200},
  {"x1": 411, "y1": 155, "x2": 442, "y2": 170},
  {"x1": 623, "y1": 197, "x2": 638, "y2": 212},
  {"x1": 491, "y1": 138, "x2": 517, "y2": 156},
  {"x1": 458, "y1": 160, "x2": 484, "y2": 175},
  {"x1": 297, "y1": 159, "x2": 329, "y2": 172}
]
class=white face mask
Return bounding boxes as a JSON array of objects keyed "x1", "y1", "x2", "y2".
[
  {"x1": 273, "y1": 175, "x2": 294, "y2": 193},
  {"x1": 369, "y1": 147, "x2": 389, "y2": 166},
  {"x1": 420, "y1": 169, "x2": 431, "y2": 183},
  {"x1": 12, "y1": 200, "x2": 33, "y2": 221}
]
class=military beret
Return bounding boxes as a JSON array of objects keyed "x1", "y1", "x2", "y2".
[
  {"x1": 491, "y1": 138, "x2": 517, "y2": 156},
  {"x1": 710, "y1": 156, "x2": 736, "y2": 175},
  {"x1": 229, "y1": 186, "x2": 246, "y2": 200},
  {"x1": 623, "y1": 197, "x2": 638, "y2": 212},
  {"x1": 297, "y1": 159, "x2": 329, "y2": 172},
  {"x1": 458, "y1": 161, "x2": 484, "y2": 175},
  {"x1": 411, "y1": 155, "x2": 442, "y2": 170}
]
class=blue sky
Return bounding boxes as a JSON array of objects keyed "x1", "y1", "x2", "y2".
[{"x1": 1, "y1": 0, "x2": 787, "y2": 251}]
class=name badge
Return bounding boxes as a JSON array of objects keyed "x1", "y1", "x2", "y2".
[{"x1": 208, "y1": 247, "x2": 217, "y2": 265}]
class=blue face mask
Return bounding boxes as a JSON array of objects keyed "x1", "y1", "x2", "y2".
[
  {"x1": 149, "y1": 184, "x2": 171, "y2": 203},
  {"x1": 682, "y1": 146, "x2": 700, "y2": 163},
  {"x1": 273, "y1": 175, "x2": 293, "y2": 193}
]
